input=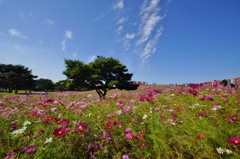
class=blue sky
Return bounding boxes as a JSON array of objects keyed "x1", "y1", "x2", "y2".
[{"x1": 0, "y1": 0, "x2": 240, "y2": 84}]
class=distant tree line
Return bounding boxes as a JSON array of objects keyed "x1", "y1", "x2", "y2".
[
  {"x1": 0, "y1": 56, "x2": 138, "y2": 97},
  {"x1": 0, "y1": 64, "x2": 37, "y2": 93}
]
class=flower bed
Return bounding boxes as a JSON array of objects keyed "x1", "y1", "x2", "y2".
[{"x1": 0, "y1": 84, "x2": 239, "y2": 158}]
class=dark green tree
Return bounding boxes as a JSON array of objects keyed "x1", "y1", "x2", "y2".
[
  {"x1": 35, "y1": 78, "x2": 55, "y2": 92},
  {"x1": 54, "y1": 79, "x2": 71, "y2": 91},
  {"x1": 63, "y1": 56, "x2": 139, "y2": 98},
  {"x1": 0, "y1": 64, "x2": 37, "y2": 93}
]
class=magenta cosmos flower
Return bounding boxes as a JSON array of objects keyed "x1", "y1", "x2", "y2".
[
  {"x1": 53, "y1": 127, "x2": 68, "y2": 137},
  {"x1": 25, "y1": 145, "x2": 36, "y2": 153},
  {"x1": 200, "y1": 96, "x2": 214, "y2": 101},
  {"x1": 228, "y1": 136, "x2": 240, "y2": 144},
  {"x1": 188, "y1": 89, "x2": 198, "y2": 95}
]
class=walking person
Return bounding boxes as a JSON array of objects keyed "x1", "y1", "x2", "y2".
[
  {"x1": 230, "y1": 78, "x2": 236, "y2": 87},
  {"x1": 212, "y1": 80, "x2": 217, "y2": 87},
  {"x1": 222, "y1": 78, "x2": 228, "y2": 87}
]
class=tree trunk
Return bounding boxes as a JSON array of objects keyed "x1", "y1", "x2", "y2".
[
  {"x1": 14, "y1": 89, "x2": 18, "y2": 94},
  {"x1": 96, "y1": 88, "x2": 104, "y2": 99}
]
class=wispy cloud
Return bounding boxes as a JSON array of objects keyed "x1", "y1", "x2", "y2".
[
  {"x1": 46, "y1": 19, "x2": 54, "y2": 25},
  {"x1": 65, "y1": 31, "x2": 73, "y2": 39},
  {"x1": 94, "y1": 14, "x2": 106, "y2": 21},
  {"x1": 118, "y1": 17, "x2": 127, "y2": 24},
  {"x1": 120, "y1": 33, "x2": 135, "y2": 51},
  {"x1": 62, "y1": 31, "x2": 73, "y2": 51},
  {"x1": 116, "y1": 26, "x2": 123, "y2": 34},
  {"x1": 125, "y1": 33, "x2": 135, "y2": 39},
  {"x1": 8, "y1": 29, "x2": 27, "y2": 39},
  {"x1": 136, "y1": 0, "x2": 166, "y2": 65},
  {"x1": 113, "y1": 0, "x2": 124, "y2": 9},
  {"x1": 88, "y1": 55, "x2": 97, "y2": 63},
  {"x1": 136, "y1": 0, "x2": 164, "y2": 46},
  {"x1": 140, "y1": 26, "x2": 164, "y2": 65}
]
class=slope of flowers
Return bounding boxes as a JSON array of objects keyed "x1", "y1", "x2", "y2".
[{"x1": 0, "y1": 84, "x2": 239, "y2": 159}]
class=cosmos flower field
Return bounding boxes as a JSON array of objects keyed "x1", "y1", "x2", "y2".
[{"x1": 0, "y1": 84, "x2": 239, "y2": 159}]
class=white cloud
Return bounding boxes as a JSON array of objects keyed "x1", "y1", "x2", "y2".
[
  {"x1": 116, "y1": 26, "x2": 123, "y2": 34},
  {"x1": 88, "y1": 55, "x2": 97, "y2": 63},
  {"x1": 65, "y1": 31, "x2": 73, "y2": 39},
  {"x1": 118, "y1": 17, "x2": 127, "y2": 24},
  {"x1": 62, "y1": 39, "x2": 66, "y2": 51},
  {"x1": 8, "y1": 29, "x2": 27, "y2": 39},
  {"x1": 123, "y1": 40, "x2": 131, "y2": 51},
  {"x1": 62, "y1": 31, "x2": 73, "y2": 51},
  {"x1": 140, "y1": 26, "x2": 164, "y2": 65},
  {"x1": 125, "y1": 33, "x2": 135, "y2": 39},
  {"x1": 114, "y1": 0, "x2": 124, "y2": 9},
  {"x1": 136, "y1": 13, "x2": 162, "y2": 45},
  {"x1": 46, "y1": 19, "x2": 54, "y2": 25},
  {"x1": 136, "y1": 0, "x2": 164, "y2": 46}
]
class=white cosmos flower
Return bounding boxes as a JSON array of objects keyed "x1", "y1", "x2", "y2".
[
  {"x1": 44, "y1": 137, "x2": 53, "y2": 144},
  {"x1": 142, "y1": 114, "x2": 147, "y2": 120},
  {"x1": 216, "y1": 147, "x2": 225, "y2": 154},
  {"x1": 23, "y1": 121, "x2": 31, "y2": 126},
  {"x1": 12, "y1": 126, "x2": 27, "y2": 135},
  {"x1": 225, "y1": 148, "x2": 232, "y2": 154}
]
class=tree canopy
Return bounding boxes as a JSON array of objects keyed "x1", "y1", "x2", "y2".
[
  {"x1": 35, "y1": 78, "x2": 55, "y2": 92},
  {"x1": 0, "y1": 64, "x2": 38, "y2": 93},
  {"x1": 63, "y1": 56, "x2": 139, "y2": 98}
]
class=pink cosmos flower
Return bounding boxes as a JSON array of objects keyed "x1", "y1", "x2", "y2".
[
  {"x1": 123, "y1": 106, "x2": 130, "y2": 112},
  {"x1": 0, "y1": 101, "x2": 4, "y2": 107},
  {"x1": 126, "y1": 133, "x2": 134, "y2": 140},
  {"x1": 117, "y1": 101, "x2": 123, "y2": 106},
  {"x1": 125, "y1": 127, "x2": 131, "y2": 132},
  {"x1": 200, "y1": 96, "x2": 214, "y2": 101},
  {"x1": 116, "y1": 110, "x2": 122, "y2": 115},
  {"x1": 122, "y1": 154, "x2": 129, "y2": 159},
  {"x1": 231, "y1": 114, "x2": 238, "y2": 121},
  {"x1": 87, "y1": 94, "x2": 92, "y2": 98},
  {"x1": 130, "y1": 100, "x2": 135, "y2": 105}
]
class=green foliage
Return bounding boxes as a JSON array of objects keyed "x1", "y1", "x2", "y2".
[
  {"x1": 0, "y1": 63, "x2": 38, "y2": 93},
  {"x1": 35, "y1": 78, "x2": 54, "y2": 92},
  {"x1": 63, "y1": 56, "x2": 139, "y2": 98}
]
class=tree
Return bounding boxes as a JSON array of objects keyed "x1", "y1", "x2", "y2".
[
  {"x1": 63, "y1": 56, "x2": 139, "y2": 98},
  {"x1": 55, "y1": 79, "x2": 74, "y2": 91},
  {"x1": 0, "y1": 64, "x2": 38, "y2": 93},
  {"x1": 35, "y1": 78, "x2": 54, "y2": 92}
]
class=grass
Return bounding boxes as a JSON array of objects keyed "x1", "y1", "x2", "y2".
[{"x1": 0, "y1": 84, "x2": 239, "y2": 159}]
